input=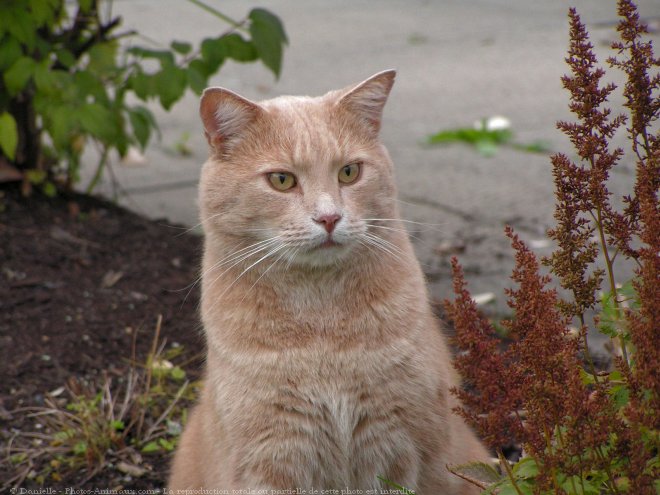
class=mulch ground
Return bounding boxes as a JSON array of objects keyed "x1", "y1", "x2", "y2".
[{"x1": 0, "y1": 186, "x2": 204, "y2": 490}]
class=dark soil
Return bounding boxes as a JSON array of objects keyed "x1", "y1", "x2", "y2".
[{"x1": 0, "y1": 186, "x2": 204, "y2": 490}]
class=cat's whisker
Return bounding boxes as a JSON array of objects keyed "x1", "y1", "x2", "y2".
[
  {"x1": 362, "y1": 232, "x2": 406, "y2": 264},
  {"x1": 365, "y1": 223, "x2": 409, "y2": 233},
  {"x1": 364, "y1": 231, "x2": 406, "y2": 254},
  {"x1": 362, "y1": 217, "x2": 448, "y2": 233},
  {"x1": 239, "y1": 244, "x2": 293, "y2": 304},
  {"x1": 357, "y1": 239, "x2": 380, "y2": 259},
  {"x1": 203, "y1": 240, "x2": 283, "y2": 292},
  {"x1": 178, "y1": 237, "x2": 282, "y2": 293},
  {"x1": 208, "y1": 243, "x2": 288, "y2": 312},
  {"x1": 283, "y1": 246, "x2": 300, "y2": 270},
  {"x1": 175, "y1": 211, "x2": 226, "y2": 237},
  {"x1": 184, "y1": 237, "x2": 283, "y2": 306},
  {"x1": 365, "y1": 223, "x2": 425, "y2": 242},
  {"x1": 186, "y1": 237, "x2": 281, "y2": 290}
]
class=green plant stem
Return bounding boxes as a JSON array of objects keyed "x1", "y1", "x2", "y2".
[
  {"x1": 142, "y1": 380, "x2": 189, "y2": 444},
  {"x1": 137, "y1": 315, "x2": 162, "y2": 438},
  {"x1": 555, "y1": 425, "x2": 580, "y2": 494},
  {"x1": 497, "y1": 449, "x2": 525, "y2": 495},
  {"x1": 578, "y1": 315, "x2": 601, "y2": 384},
  {"x1": 185, "y1": 0, "x2": 246, "y2": 30},
  {"x1": 593, "y1": 205, "x2": 630, "y2": 368},
  {"x1": 594, "y1": 445, "x2": 622, "y2": 495},
  {"x1": 542, "y1": 423, "x2": 563, "y2": 494},
  {"x1": 85, "y1": 147, "x2": 109, "y2": 194}
]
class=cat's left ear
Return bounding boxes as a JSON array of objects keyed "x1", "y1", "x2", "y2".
[{"x1": 337, "y1": 69, "x2": 396, "y2": 135}]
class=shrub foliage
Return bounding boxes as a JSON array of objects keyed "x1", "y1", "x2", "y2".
[{"x1": 0, "y1": 0, "x2": 287, "y2": 195}]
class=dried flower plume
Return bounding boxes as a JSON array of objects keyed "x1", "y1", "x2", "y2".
[{"x1": 447, "y1": 2, "x2": 659, "y2": 493}]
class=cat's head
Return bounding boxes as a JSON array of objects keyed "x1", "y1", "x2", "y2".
[{"x1": 198, "y1": 70, "x2": 399, "y2": 269}]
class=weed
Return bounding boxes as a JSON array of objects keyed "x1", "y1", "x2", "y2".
[
  {"x1": 427, "y1": 116, "x2": 550, "y2": 157},
  {"x1": 2, "y1": 315, "x2": 200, "y2": 489}
]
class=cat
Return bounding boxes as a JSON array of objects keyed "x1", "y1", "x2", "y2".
[{"x1": 168, "y1": 70, "x2": 489, "y2": 494}]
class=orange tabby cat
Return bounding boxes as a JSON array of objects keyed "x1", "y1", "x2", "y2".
[{"x1": 169, "y1": 70, "x2": 489, "y2": 493}]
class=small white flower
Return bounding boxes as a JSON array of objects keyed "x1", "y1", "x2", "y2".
[
  {"x1": 151, "y1": 359, "x2": 173, "y2": 371},
  {"x1": 485, "y1": 115, "x2": 511, "y2": 131},
  {"x1": 486, "y1": 116, "x2": 511, "y2": 131}
]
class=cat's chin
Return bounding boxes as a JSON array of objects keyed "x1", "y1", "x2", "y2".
[{"x1": 291, "y1": 242, "x2": 354, "y2": 269}]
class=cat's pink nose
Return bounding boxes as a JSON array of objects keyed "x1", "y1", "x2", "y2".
[{"x1": 314, "y1": 213, "x2": 342, "y2": 233}]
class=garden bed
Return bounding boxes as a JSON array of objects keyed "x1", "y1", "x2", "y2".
[{"x1": 0, "y1": 187, "x2": 204, "y2": 489}]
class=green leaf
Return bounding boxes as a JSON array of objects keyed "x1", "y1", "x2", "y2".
[
  {"x1": 127, "y1": 46, "x2": 175, "y2": 66},
  {"x1": 170, "y1": 366, "x2": 186, "y2": 381},
  {"x1": 78, "y1": 0, "x2": 93, "y2": 13},
  {"x1": 74, "y1": 71, "x2": 107, "y2": 102},
  {"x1": 561, "y1": 475, "x2": 601, "y2": 495},
  {"x1": 449, "y1": 461, "x2": 502, "y2": 485},
  {"x1": 579, "y1": 368, "x2": 596, "y2": 385},
  {"x1": 128, "y1": 106, "x2": 155, "y2": 149},
  {"x1": 0, "y1": 112, "x2": 18, "y2": 160},
  {"x1": 171, "y1": 40, "x2": 192, "y2": 55},
  {"x1": 155, "y1": 65, "x2": 187, "y2": 110},
  {"x1": 55, "y1": 48, "x2": 76, "y2": 69},
  {"x1": 45, "y1": 104, "x2": 75, "y2": 149},
  {"x1": 511, "y1": 140, "x2": 551, "y2": 154},
  {"x1": 512, "y1": 457, "x2": 539, "y2": 479},
  {"x1": 377, "y1": 476, "x2": 416, "y2": 494},
  {"x1": 53, "y1": 431, "x2": 70, "y2": 442},
  {"x1": 110, "y1": 420, "x2": 125, "y2": 431},
  {"x1": 73, "y1": 441, "x2": 88, "y2": 455},
  {"x1": 78, "y1": 103, "x2": 117, "y2": 142},
  {"x1": 187, "y1": 63, "x2": 207, "y2": 95},
  {"x1": 158, "y1": 437, "x2": 176, "y2": 451},
  {"x1": 26, "y1": 169, "x2": 46, "y2": 185},
  {"x1": 200, "y1": 38, "x2": 226, "y2": 73},
  {"x1": 141, "y1": 441, "x2": 160, "y2": 453},
  {"x1": 34, "y1": 60, "x2": 58, "y2": 94},
  {"x1": 248, "y1": 8, "x2": 287, "y2": 77},
  {"x1": 4, "y1": 57, "x2": 35, "y2": 95},
  {"x1": 10, "y1": 453, "x2": 28, "y2": 464},
  {"x1": 498, "y1": 480, "x2": 534, "y2": 495},
  {"x1": 30, "y1": 0, "x2": 58, "y2": 27},
  {"x1": 476, "y1": 139, "x2": 499, "y2": 157},
  {"x1": 6, "y1": 9, "x2": 37, "y2": 50},
  {"x1": 0, "y1": 36, "x2": 22, "y2": 71},
  {"x1": 129, "y1": 70, "x2": 156, "y2": 100},
  {"x1": 221, "y1": 33, "x2": 258, "y2": 63},
  {"x1": 41, "y1": 181, "x2": 56, "y2": 197},
  {"x1": 611, "y1": 384, "x2": 630, "y2": 409},
  {"x1": 87, "y1": 41, "x2": 118, "y2": 75}
]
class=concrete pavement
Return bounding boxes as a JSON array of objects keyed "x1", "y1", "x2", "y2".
[{"x1": 83, "y1": 0, "x2": 659, "y2": 331}]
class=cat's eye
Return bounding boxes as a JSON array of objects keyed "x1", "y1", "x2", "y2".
[
  {"x1": 338, "y1": 162, "x2": 361, "y2": 184},
  {"x1": 268, "y1": 172, "x2": 297, "y2": 191}
]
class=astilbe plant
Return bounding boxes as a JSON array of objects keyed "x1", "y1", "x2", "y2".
[{"x1": 445, "y1": 2, "x2": 659, "y2": 494}]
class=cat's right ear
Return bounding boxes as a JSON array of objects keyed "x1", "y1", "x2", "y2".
[{"x1": 200, "y1": 88, "x2": 262, "y2": 152}]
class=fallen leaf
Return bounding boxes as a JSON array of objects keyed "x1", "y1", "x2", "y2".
[
  {"x1": 116, "y1": 461, "x2": 147, "y2": 478},
  {"x1": 472, "y1": 292, "x2": 496, "y2": 305},
  {"x1": 434, "y1": 240, "x2": 466, "y2": 256},
  {"x1": 0, "y1": 158, "x2": 22, "y2": 183},
  {"x1": 101, "y1": 270, "x2": 124, "y2": 288}
]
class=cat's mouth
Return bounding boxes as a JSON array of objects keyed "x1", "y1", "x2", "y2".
[{"x1": 318, "y1": 238, "x2": 341, "y2": 249}]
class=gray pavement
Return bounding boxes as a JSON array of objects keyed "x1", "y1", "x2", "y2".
[{"x1": 83, "y1": 0, "x2": 658, "y2": 325}]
